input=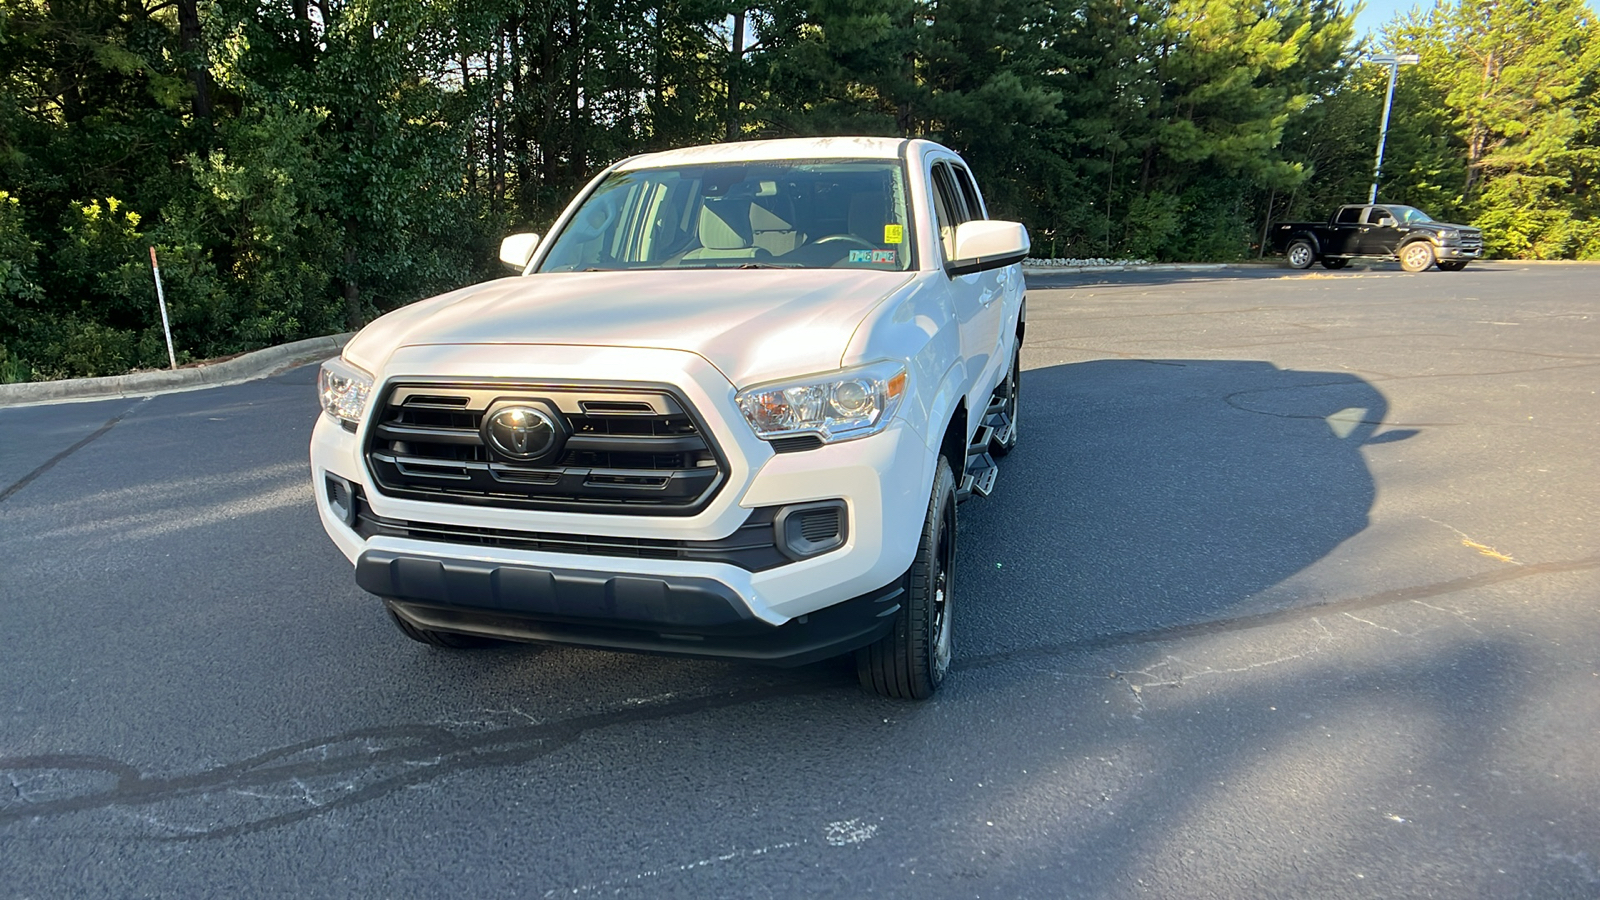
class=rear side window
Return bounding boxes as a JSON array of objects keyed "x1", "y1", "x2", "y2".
[
  {"x1": 1335, "y1": 207, "x2": 1362, "y2": 224},
  {"x1": 930, "y1": 163, "x2": 967, "y2": 260},
  {"x1": 950, "y1": 166, "x2": 986, "y2": 221}
]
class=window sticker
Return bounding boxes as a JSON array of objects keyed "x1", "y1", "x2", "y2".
[
  {"x1": 883, "y1": 224, "x2": 904, "y2": 244},
  {"x1": 848, "y1": 249, "x2": 899, "y2": 265}
]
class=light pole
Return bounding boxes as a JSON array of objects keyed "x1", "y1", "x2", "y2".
[{"x1": 1366, "y1": 52, "x2": 1420, "y2": 204}]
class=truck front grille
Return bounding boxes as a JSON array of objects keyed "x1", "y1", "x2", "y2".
[{"x1": 365, "y1": 381, "x2": 726, "y2": 515}]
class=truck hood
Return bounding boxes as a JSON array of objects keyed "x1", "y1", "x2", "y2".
[
  {"x1": 1408, "y1": 221, "x2": 1480, "y2": 236},
  {"x1": 342, "y1": 269, "x2": 915, "y2": 388}
]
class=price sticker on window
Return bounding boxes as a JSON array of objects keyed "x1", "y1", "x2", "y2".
[{"x1": 883, "y1": 224, "x2": 904, "y2": 245}]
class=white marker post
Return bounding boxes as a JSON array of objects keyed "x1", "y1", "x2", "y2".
[{"x1": 148, "y1": 246, "x2": 178, "y2": 370}]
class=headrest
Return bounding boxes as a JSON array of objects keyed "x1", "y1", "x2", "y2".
[
  {"x1": 847, "y1": 192, "x2": 882, "y2": 237},
  {"x1": 699, "y1": 196, "x2": 755, "y2": 250},
  {"x1": 749, "y1": 200, "x2": 794, "y2": 232}
]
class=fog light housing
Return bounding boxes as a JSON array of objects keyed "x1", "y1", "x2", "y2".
[
  {"x1": 774, "y1": 500, "x2": 847, "y2": 560},
  {"x1": 325, "y1": 473, "x2": 357, "y2": 527}
]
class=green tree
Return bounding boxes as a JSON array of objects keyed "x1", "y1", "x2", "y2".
[{"x1": 1383, "y1": 0, "x2": 1600, "y2": 257}]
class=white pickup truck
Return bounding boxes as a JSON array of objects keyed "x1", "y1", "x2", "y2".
[{"x1": 311, "y1": 136, "x2": 1028, "y2": 698}]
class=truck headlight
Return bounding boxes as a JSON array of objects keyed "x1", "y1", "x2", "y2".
[
  {"x1": 1438, "y1": 229, "x2": 1459, "y2": 241},
  {"x1": 318, "y1": 357, "x2": 374, "y2": 426},
  {"x1": 737, "y1": 361, "x2": 908, "y2": 443}
]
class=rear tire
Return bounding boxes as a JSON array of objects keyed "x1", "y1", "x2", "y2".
[
  {"x1": 1437, "y1": 260, "x2": 1468, "y2": 272},
  {"x1": 989, "y1": 343, "x2": 1020, "y2": 457},
  {"x1": 1399, "y1": 241, "x2": 1436, "y2": 272},
  {"x1": 386, "y1": 603, "x2": 502, "y2": 649},
  {"x1": 857, "y1": 456, "x2": 957, "y2": 699},
  {"x1": 1286, "y1": 240, "x2": 1315, "y2": 269},
  {"x1": 1320, "y1": 257, "x2": 1349, "y2": 269}
]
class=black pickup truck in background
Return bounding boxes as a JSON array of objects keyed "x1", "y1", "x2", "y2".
[{"x1": 1270, "y1": 204, "x2": 1484, "y2": 272}]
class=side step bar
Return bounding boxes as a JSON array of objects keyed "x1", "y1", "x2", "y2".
[
  {"x1": 983, "y1": 393, "x2": 1016, "y2": 447},
  {"x1": 956, "y1": 374, "x2": 1017, "y2": 503},
  {"x1": 957, "y1": 425, "x2": 998, "y2": 502}
]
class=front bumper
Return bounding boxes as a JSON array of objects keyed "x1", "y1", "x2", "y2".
[
  {"x1": 377, "y1": 560, "x2": 903, "y2": 667},
  {"x1": 1435, "y1": 244, "x2": 1482, "y2": 260},
  {"x1": 310, "y1": 343, "x2": 933, "y2": 648}
]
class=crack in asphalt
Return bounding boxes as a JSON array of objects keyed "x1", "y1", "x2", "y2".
[
  {"x1": 3, "y1": 552, "x2": 1595, "y2": 842},
  {"x1": 0, "y1": 398, "x2": 148, "y2": 505},
  {"x1": 0, "y1": 682, "x2": 829, "y2": 840}
]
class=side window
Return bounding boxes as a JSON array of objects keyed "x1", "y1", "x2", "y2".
[
  {"x1": 1366, "y1": 207, "x2": 1393, "y2": 225},
  {"x1": 928, "y1": 164, "x2": 960, "y2": 257},
  {"x1": 951, "y1": 166, "x2": 986, "y2": 221},
  {"x1": 1335, "y1": 207, "x2": 1362, "y2": 224},
  {"x1": 930, "y1": 163, "x2": 965, "y2": 260}
]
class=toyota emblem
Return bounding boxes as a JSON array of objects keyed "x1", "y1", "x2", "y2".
[{"x1": 485, "y1": 406, "x2": 558, "y2": 460}]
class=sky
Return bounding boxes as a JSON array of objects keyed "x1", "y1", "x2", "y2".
[
  {"x1": 1352, "y1": 0, "x2": 1600, "y2": 41},
  {"x1": 1350, "y1": 0, "x2": 1424, "y2": 39}
]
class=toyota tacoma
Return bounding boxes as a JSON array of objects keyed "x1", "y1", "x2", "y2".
[{"x1": 310, "y1": 137, "x2": 1028, "y2": 698}]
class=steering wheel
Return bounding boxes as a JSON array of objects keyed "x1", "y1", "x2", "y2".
[{"x1": 812, "y1": 234, "x2": 878, "y2": 250}]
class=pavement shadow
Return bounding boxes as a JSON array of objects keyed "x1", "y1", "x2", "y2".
[{"x1": 957, "y1": 358, "x2": 1406, "y2": 652}]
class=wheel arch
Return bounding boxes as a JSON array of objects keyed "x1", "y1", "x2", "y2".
[
  {"x1": 1288, "y1": 231, "x2": 1322, "y2": 255},
  {"x1": 939, "y1": 402, "x2": 968, "y2": 485}
]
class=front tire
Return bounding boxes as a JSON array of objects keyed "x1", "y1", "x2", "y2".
[
  {"x1": 858, "y1": 456, "x2": 957, "y2": 699},
  {"x1": 1399, "y1": 241, "x2": 1436, "y2": 272}
]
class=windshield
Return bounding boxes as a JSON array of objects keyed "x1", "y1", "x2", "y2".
[
  {"x1": 1386, "y1": 205, "x2": 1435, "y2": 224},
  {"x1": 536, "y1": 159, "x2": 915, "y2": 273}
]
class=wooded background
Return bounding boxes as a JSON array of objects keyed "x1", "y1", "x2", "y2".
[{"x1": 1, "y1": 0, "x2": 1596, "y2": 380}]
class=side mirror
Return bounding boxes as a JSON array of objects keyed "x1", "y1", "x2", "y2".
[
  {"x1": 947, "y1": 220, "x2": 1030, "y2": 276},
  {"x1": 499, "y1": 233, "x2": 541, "y2": 270},
  {"x1": 1377, "y1": 216, "x2": 1396, "y2": 227}
]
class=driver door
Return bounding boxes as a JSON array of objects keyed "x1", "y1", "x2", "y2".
[
  {"x1": 930, "y1": 161, "x2": 1003, "y2": 409},
  {"x1": 1359, "y1": 207, "x2": 1404, "y2": 255}
]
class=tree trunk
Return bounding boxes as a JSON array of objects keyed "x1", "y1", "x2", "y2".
[
  {"x1": 176, "y1": 0, "x2": 213, "y2": 119},
  {"x1": 567, "y1": 0, "x2": 586, "y2": 183},
  {"x1": 342, "y1": 247, "x2": 362, "y2": 331},
  {"x1": 1258, "y1": 186, "x2": 1275, "y2": 258},
  {"x1": 292, "y1": 0, "x2": 311, "y2": 59},
  {"x1": 725, "y1": 9, "x2": 745, "y2": 142},
  {"x1": 1464, "y1": 50, "x2": 1497, "y2": 201},
  {"x1": 461, "y1": 51, "x2": 476, "y2": 194}
]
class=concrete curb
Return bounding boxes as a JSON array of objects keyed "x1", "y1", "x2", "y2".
[
  {"x1": 1023, "y1": 262, "x2": 1238, "y2": 274},
  {"x1": 0, "y1": 333, "x2": 352, "y2": 408}
]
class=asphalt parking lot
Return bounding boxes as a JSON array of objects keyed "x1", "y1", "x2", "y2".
[{"x1": 2, "y1": 261, "x2": 1597, "y2": 898}]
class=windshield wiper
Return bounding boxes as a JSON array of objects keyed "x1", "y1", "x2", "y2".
[{"x1": 735, "y1": 262, "x2": 801, "y2": 269}]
